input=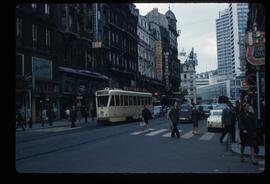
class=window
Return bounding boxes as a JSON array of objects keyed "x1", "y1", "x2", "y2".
[
  {"x1": 124, "y1": 96, "x2": 128, "y2": 106},
  {"x1": 16, "y1": 53, "x2": 24, "y2": 76},
  {"x1": 45, "y1": 29, "x2": 50, "y2": 47},
  {"x1": 32, "y1": 57, "x2": 52, "y2": 79},
  {"x1": 63, "y1": 80, "x2": 73, "y2": 94},
  {"x1": 16, "y1": 17, "x2": 22, "y2": 37},
  {"x1": 108, "y1": 52, "x2": 111, "y2": 62},
  {"x1": 45, "y1": 4, "x2": 50, "y2": 15},
  {"x1": 108, "y1": 30, "x2": 110, "y2": 45},
  {"x1": 115, "y1": 95, "x2": 119, "y2": 106},
  {"x1": 31, "y1": 3, "x2": 37, "y2": 10},
  {"x1": 97, "y1": 96, "x2": 109, "y2": 107},
  {"x1": 133, "y1": 96, "x2": 137, "y2": 105},
  {"x1": 120, "y1": 95, "x2": 124, "y2": 106},
  {"x1": 112, "y1": 32, "x2": 114, "y2": 42},
  {"x1": 129, "y1": 96, "x2": 133, "y2": 106},
  {"x1": 184, "y1": 74, "x2": 186, "y2": 79},
  {"x1": 110, "y1": 96, "x2": 115, "y2": 106},
  {"x1": 32, "y1": 24, "x2": 37, "y2": 42}
]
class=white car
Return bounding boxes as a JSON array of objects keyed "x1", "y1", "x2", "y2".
[{"x1": 207, "y1": 109, "x2": 224, "y2": 132}]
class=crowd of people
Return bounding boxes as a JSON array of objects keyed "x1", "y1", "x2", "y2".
[{"x1": 141, "y1": 97, "x2": 264, "y2": 166}]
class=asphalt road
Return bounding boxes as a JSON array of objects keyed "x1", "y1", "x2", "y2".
[{"x1": 15, "y1": 117, "x2": 265, "y2": 173}]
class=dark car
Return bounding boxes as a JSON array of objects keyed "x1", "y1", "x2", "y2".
[{"x1": 179, "y1": 104, "x2": 193, "y2": 123}]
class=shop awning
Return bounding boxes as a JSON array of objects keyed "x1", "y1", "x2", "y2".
[{"x1": 59, "y1": 66, "x2": 111, "y2": 81}]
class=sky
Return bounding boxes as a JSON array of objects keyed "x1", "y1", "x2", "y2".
[{"x1": 134, "y1": 3, "x2": 229, "y2": 74}]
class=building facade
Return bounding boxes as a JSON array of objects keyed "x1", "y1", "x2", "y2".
[
  {"x1": 216, "y1": 3, "x2": 249, "y2": 80},
  {"x1": 145, "y1": 8, "x2": 180, "y2": 94},
  {"x1": 180, "y1": 48, "x2": 198, "y2": 104},
  {"x1": 16, "y1": 4, "x2": 61, "y2": 122}
]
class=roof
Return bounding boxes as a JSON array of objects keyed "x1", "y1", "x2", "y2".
[
  {"x1": 165, "y1": 10, "x2": 176, "y2": 20},
  {"x1": 58, "y1": 66, "x2": 110, "y2": 81}
]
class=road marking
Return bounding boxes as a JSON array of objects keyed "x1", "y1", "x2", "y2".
[
  {"x1": 181, "y1": 130, "x2": 194, "y2": 139},
  {"x1": 130, "y1": 128, "x2": 155, "y2": 135},
  {"x1": 145, "y1": 129, "x2": 168, "y2": 136},
  {"x1": 200, "y1": 132, "x2": 215, "y2": 141},
  {"x1": 162, "y1": 130, "x2": 183, "y2": 137},
  {"x1": 259, "y1": 161, "x2": 265, "y2": 165},
  {"x1": 222, "y1": 134, "x2": 228, "y2": 143},
  {"x1": 259, "y1": 167, "x2": 264, "y2": 171}
]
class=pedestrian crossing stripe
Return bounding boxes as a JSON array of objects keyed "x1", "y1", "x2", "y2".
[
  {"x1": 130, "y1": 128, "x2": 155, "y2": 135},
  {"x1": 259, "y1": 161, "x2": 265, "y2": 165},
  {"x1": 145, "y1": 129, "x2": 168, "y2": 136},
  {"x1": 130, "y1": 128, "x2": 220, "y2": 141},
  {"x1": 162, "y1": 130, "x2": 183, "y2": 137},
  {"x1": 259, "y1": 167, "x2": 264, "y2": 171},
  {"x1": 181, "y1": 130, "x2": 194, "y2": 139},
  {"x1": 200, "y1": 132, "x2": 215, "y2": 141}
]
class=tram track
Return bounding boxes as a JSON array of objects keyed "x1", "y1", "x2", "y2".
[{"x1": 16, "y1": 117, "x2": 168, "y2": 161}]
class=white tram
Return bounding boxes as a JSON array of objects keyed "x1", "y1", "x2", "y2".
[{"x1": 95, "y1": 88, "x2": 153, "y2": 123}]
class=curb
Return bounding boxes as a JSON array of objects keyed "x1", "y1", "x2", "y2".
[{"x1": 231, "y1": 143, "x2": 265, "y2": 158}]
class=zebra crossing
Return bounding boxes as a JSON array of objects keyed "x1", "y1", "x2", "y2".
[
  {"x1": 258, "y1": 160, "x2": 265, "y2": 172},
  {"x1": 130, "y1": 128, "x2": 220, "y2": 141}
]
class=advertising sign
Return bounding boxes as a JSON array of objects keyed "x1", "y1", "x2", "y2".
[{"x1": 245, "y1": 31, "x2": 265, "y2": 66}]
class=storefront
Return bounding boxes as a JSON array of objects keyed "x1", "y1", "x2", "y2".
[{"x1": 59, "y1": 67, "x2": 110, "y2": 118}]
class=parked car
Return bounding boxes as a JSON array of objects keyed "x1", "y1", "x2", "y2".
[
  {"x1": 213, "y1": 103, "x2": 229, "y2": 110},
  {"x1": 153, "y1": 105, "x2": 162, "y2": 117},
  {"x1": 207, "y1": 109, "x2": 224, "y2": 132},
  {"x1": 202, "y1": 104, "x2": 214, "y2": 118},
  {"x1": 179, "y1": 104, "x2": 193, "y2": 123}
]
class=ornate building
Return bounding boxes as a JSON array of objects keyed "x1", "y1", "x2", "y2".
[{"x1": 180, "y1": 48, "x2": 198, "y2": 104}]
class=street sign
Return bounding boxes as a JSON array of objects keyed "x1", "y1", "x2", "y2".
[{"x1": 245, "y1": 31, "x2": 265, "y2": 66}]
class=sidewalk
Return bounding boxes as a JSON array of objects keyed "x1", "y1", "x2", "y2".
[
  {"x1": 231, "y1": 142, "x2": 265, "y2": 158},
  {"x1": 230, "y1": 125, "x2": 265, "y2": 158},
  {"x1": 16, "y1": 118, "x2": 96, "y2": 131}
]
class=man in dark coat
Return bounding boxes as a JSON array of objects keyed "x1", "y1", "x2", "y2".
[
  {"x1": 238, "y1": 103, "x2": 258, "y2": 165},
  {"x1": 70, "y1": 106, "x2": 77, "y2": 128},
  {"x1": 191, "y1": 106, "x2": 199, "y2": 135},
  {"x1": 169, "y1": 101, "x2": 180, "y2": 138},
  {"x1": 219, "y1": 107, "x2": 232, "y2": 143},
  {"x1": 16, "y1": 110, "x2": 25, "y2": 131},
  {"x1": 142, "y1": 105, "x2": 152, "y2": 130}
]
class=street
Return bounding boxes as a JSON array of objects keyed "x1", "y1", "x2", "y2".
[{"x1": 16, "y1": 117, "x2": 264, "y2": 173}]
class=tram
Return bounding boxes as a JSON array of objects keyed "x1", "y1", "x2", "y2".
[{"x1": 95, "y1": 88, "x2": 153, "y2": 123}]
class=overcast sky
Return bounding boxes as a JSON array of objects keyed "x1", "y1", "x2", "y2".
[{"x1": 134, "y1": 3, "x2": 229, "y2": 74}]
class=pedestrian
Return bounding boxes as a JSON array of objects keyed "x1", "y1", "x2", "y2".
[
  {"x1": 26, "y1": 109, "x2": 32, "y2": 128},
  {"x1": 168, "y1": 101, "x2": 180, "y2": 138},
  {"x1": 219, "y1": 106, "x2": 233, "y2": 143},
  {"x1": 142, "y1": 104, "x2": 152, "y2": 130},
  {"x1": 70, "y1": 106, "x2": 77, "y2": 128},
  {"x1": 166, "y1": 105, "x2": 173, "y2": 132},
  {"x1": 48, "y1": 108, "x2": 54, "y2": 126},
  {"x1": 91, "y1": 107, "x2": 96, "y2": 121},
  {"x1": 41, "y1": 108, "x2": 48, "y2": 127},
  {"x1": 65, "y1": 107, "x2": 70, "y2": 120},
  {"x1": 238, "y1": 103, "x2": 258, "y2": 165},
  {"x1": 82, "y1": 106, "x2": 88, "y2": 123},
  {"x1": 191, "y1": 105, "x2": 199, "y2": 135},
  {"x1": 231, "y1": 106, "x2": 237, "y2": 143},
  {"x1": 16, "y1": 110, "x2": 25, "y2": 131}
]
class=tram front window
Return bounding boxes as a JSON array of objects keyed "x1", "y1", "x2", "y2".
[{"x1": 97, "y1": 96, "x2": 109, "y2": 107}]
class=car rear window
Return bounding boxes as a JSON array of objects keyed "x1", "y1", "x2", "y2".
[{"x1": 213, "y1": 111, "x2": 222, "y2": 116}]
